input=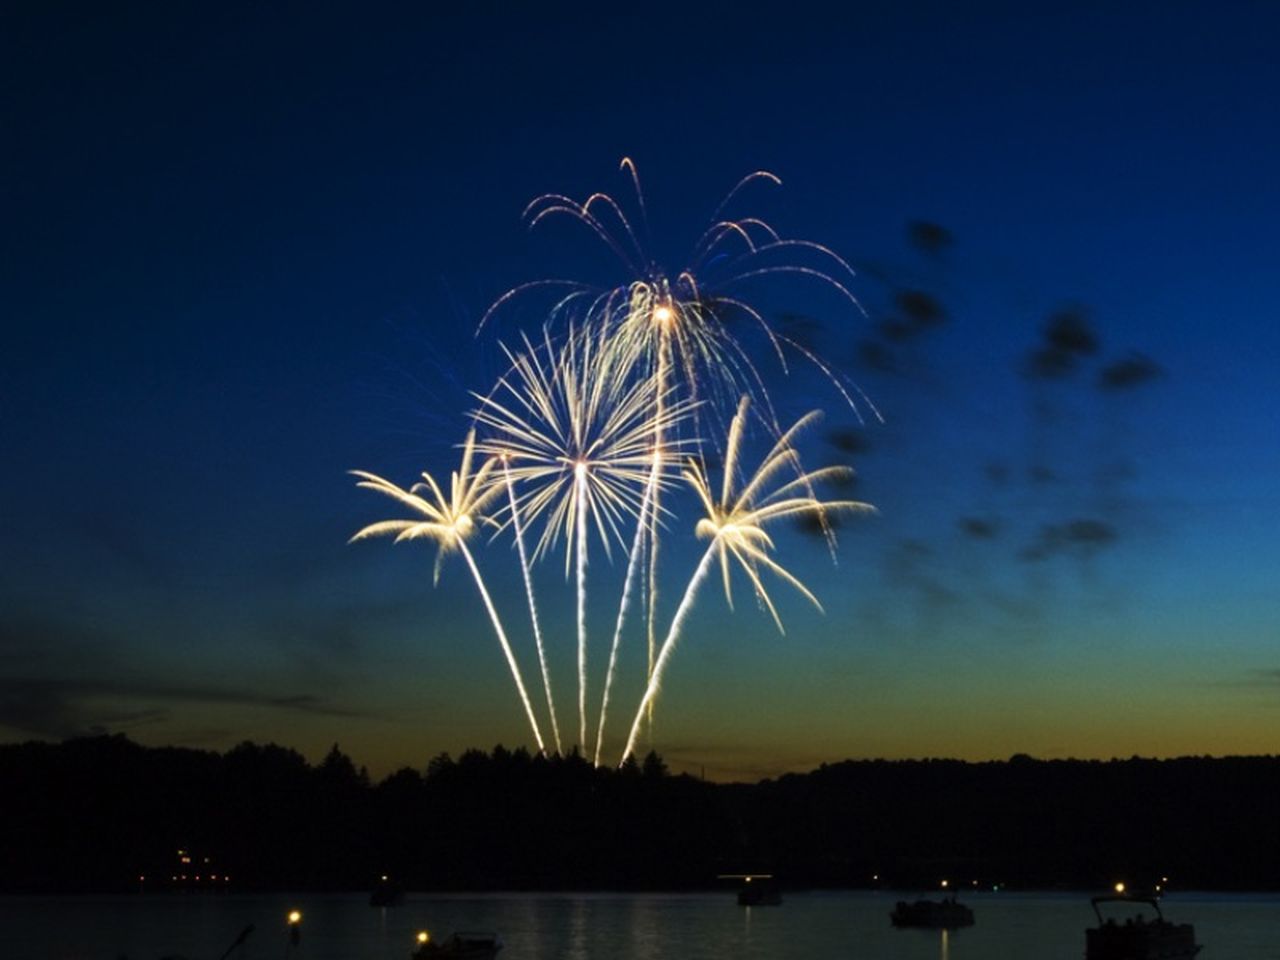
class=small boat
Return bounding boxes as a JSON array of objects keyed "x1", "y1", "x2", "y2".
[
  {"x1": 890, "y1": 896, "x2": 975, "y2": 928},
  {"x1": 1086, "y1": 894, "x2": 1200, "y2": 960},
  {"x1": 736, "y1": 875, "x2": 782, "y2": 906},
  {"x1": 370, "y1": 875, "x2": 406, "y2": 906},
  {"x1": 412, "y1": 931, "x2": 503, "y2": 960}
]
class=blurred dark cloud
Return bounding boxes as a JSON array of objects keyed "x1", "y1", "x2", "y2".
[
  {"x1": 895, "y1": 289, "x2": 947, "y2": 329},
  {"x1": 857, "y1": 338, "x2": 898, "y2": 373},
  {"x1": 794, "y1": 509, "x2": 842, "y2": 537},
  {"x1": 884, "y1": 539, "x2": 960, "y2": 607},
  {"x1": 0, "y1": 611, "x2": 374, "y2": 741},
  {"x1": 957, "y1": 517, "x2": 1001, "y2": 539},
  {"x1": 1029, "y1": 465, "x2": 1057, "y2": 484},
  {"x1": 1099, "y1": 353, "x2": 1163, "y2": 390},
  {"x1": 1020, "y1": 518, "x2": 1118, "y2": 562},
  {"x1": 777, "y1": 312, "x2": 823, "y2": 352},
  {"x1": 1024, "y1": 306, "x2": 1100, "y2": 380},
  {"x1": 906, "y1": 220, "x2": 954, "y2": 257},
  {"x1": 827, "y1": 426, "x2": 872, "y2": 455},
  {"x1": 0, "y1": 674, "x2": 369, "y2": 741},
  {"x1": 1045, "y1": 308, "x2": 1100, "y2": 355},
  {"x1": 984, "y1": 461, "x2": 1011, "y2": 486}
]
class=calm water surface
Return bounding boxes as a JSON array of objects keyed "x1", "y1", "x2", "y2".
[{"x1": 4, "y1": 891, "x2": 1277, "y2": 960}]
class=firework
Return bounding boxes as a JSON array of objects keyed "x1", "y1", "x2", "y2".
[
  {"x1": 472, "y1": 325, "x2": 697, "y2": 751},
  {"x1": 354, "y1": 164, "x2": 876, "y2": 767},
  {"x1": 482, "y1": 161, "x2": 879, "y2": 747},
  {"x1": 349, "y1": 431, "x2": 547, "y2": 755},
  {"x1": 480, "y1": 160, "x2": 875, "y2": 427},
  {"x1": 499, "y1": 455, "x2": 563, "y2": 756},
  {"x1": 618, "y1": 397, "x2": 875, "y2": 766}
]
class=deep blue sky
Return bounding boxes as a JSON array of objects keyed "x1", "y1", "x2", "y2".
[{"x1": 3, "y1": 2, "x2": 1277, "y2": 780}]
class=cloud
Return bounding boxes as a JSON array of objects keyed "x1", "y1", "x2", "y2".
[
  {"x1": 1099, "y1": 353, "x2": 1163, "y2": 390},
  {"x1": 0, "y1": 672, "x2": 369, "y2": 742},
  {"x1": 856, "y1": 338, "x2": 898, "y2": 373},
  {"x1": 827, "y1": 427, "x2": 872, "y2": 455},
  {"x1": 1023, "y1": 307, "x2": 1100, "y2": 380},
  {"x1": 905, "y1": 220, "x2": 954, "y2": 257},
  {"x1": 895, "y1": 290, "x2": 947, "y2": 329},
  {"x1": 1044, "y1": 308, "x2": 1100, "y2": 356},
  {"x1": 1020, "y1": 518, "x2": 1118, "y2": 562},
  {"x1": 957, "y1": 517, "x2": 1001, "y2": 539}
]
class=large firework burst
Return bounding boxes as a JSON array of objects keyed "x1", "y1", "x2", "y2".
[{"x1": 351, "y1": 163, "x2": 876, "y2": 769}]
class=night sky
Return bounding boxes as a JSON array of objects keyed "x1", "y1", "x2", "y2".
[{"x1": 4, "y1": 3, "x2": 1277, "y2": 782}]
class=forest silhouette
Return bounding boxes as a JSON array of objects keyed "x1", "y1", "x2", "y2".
[{"x1": 3, "y1": 736, "x2": 1277, "y2": 893}]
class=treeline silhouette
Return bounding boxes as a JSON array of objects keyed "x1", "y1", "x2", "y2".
[{"x1": 3, "y1": 736, "x2": 1278, "y2": 893}]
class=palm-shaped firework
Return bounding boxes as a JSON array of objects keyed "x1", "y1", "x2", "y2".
[
  {"x1": 349, "y1": 430, "x2": 547, "y2": 755},
  {"x1": 482, "y1": 162, "x2": 876, "y2": 742},
  {"x1": 619, "y1": 397, "x2": 876, "y2": 766},
  {"x1": 352, "y1": 164, "x2": 877, "y2": 769},
  {"x1": 472, "y1": 324, "x2": 697, "y2": 753}
]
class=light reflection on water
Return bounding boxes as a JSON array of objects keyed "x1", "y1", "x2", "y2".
[{"x1": 1, "y1": 890, "x2": 1275, "y2": 960}]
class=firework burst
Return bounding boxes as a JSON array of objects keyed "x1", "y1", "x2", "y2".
[
  {"x1": 472, "y1": 325, "x2": 698, "y2": 751},
  {"x1": 353, "y1": 164, "x2": 876, "y2": 769},
  {"x1": 619, "y1": 397, "x2": 876, "y2": 766},
  {"x1": 349, "y1": 431, "x2": 548, "y2": 755}
]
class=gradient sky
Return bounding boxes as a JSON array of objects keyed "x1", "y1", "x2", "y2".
[{"x1": 4, "y1": 2, "x2": 1277, "y2": 781}]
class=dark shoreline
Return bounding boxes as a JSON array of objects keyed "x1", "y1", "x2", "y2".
[{"x1": 5, "y1": 735, "x2": 1279, "y2": 895}]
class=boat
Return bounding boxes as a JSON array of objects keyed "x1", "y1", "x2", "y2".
[
  {"x1": 370, "y1": 874, "x2": 406, "y2": 906},
  {"x1": 1086, "y1": 894, "x2": 1200, "y2": 960},
  {"x1": 736, "y1": 875, "x2": 782, "y2": 906},
  {"x1": 890, "y1": 896, "x2": 975, "y2": 928},
  {"x1": 412, "y1": 931, "x2": 503, "y2": 960}
]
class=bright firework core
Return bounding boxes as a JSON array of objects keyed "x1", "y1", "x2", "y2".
[{"x1": 352, "y1": 162, "x2": 875, "y2": 766}]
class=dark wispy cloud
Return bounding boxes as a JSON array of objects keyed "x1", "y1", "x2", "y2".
[
  {"x1": 906, "y1": 220, "x2": 954, "y2": 258},
  {"x1": 1020, "y1": 519, "x2": 1118, "y2": 562},
  {"x1": 1024, "y1": 306, "x2": 1100, "y2": 380},
  {"x1": 1099, "y1": 353, "x2": 1163, "y2": 390},
  {"x1": 957, "y1": 517, "x2": 1001, "y2": 540},
  {"x1": 0, "y1": 675, "x2": 368, "y2": 741}
]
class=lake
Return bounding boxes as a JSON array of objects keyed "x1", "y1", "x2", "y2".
[{"x1": 3, "y1": 890, "x2": 1276, "y2": 960}]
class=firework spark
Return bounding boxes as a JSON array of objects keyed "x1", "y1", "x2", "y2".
[
  {"x1": 480, "y1": 160, "x2": 876, "y2": 430},
  {"x1": 619, "y1": 397, "x2": 875, "y2": 766},
  {"x1": 354, "y1": 164, "x2": 877, "y2": 767},
  {"x1": 472, "y1": 325, "x2": 697, "y2": 750},
  {"x1": 500, "y1": 455, "x2": 563, "y2": 756},
  {"x1": 481, "y1": 161, "x2": 880, "y2": 748},
  {"x1": 349, "y1": 431, "x2": 548, "y2": 755}
]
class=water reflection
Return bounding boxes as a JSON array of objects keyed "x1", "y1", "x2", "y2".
[
  {"x1": 569, "y1": 897, "x2": 588, "y2": 960},
  {"x1": 2, "y1": 891, "x2": 1276, "y2": 960}
]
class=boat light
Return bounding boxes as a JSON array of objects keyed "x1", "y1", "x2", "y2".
[
  {"x1": 288, "y1": 910, "x2": 302, "y2": 925},
  {"x1": 417, "y1": 931, "x2": 431, "y2": 945}
]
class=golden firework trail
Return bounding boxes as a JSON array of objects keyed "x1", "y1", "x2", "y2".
[
  {"x1": 592, "y1": 450, "x2": 657, "y2": 766},
  {"x1": 478, "y1": 160, "x2": 874, "y2": 426},
  {"x1": 499, "y1": 454, "x2": 563, "y2": 756},
  {"x1": 349, "y1": 431, "x2": 547, "y2": 755},
  {"x1": 472, "y1": 325, "x2": 698, "y2": 751},
  {"x1": 479, "y1": 161, "x2": 879, "y2": 748},
  {"x1": 619, "y1": 397, "x2": 876, "y2": 767},
  {"x1": 353, "y1": 164, "x2": 876, "y2": 764}
]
